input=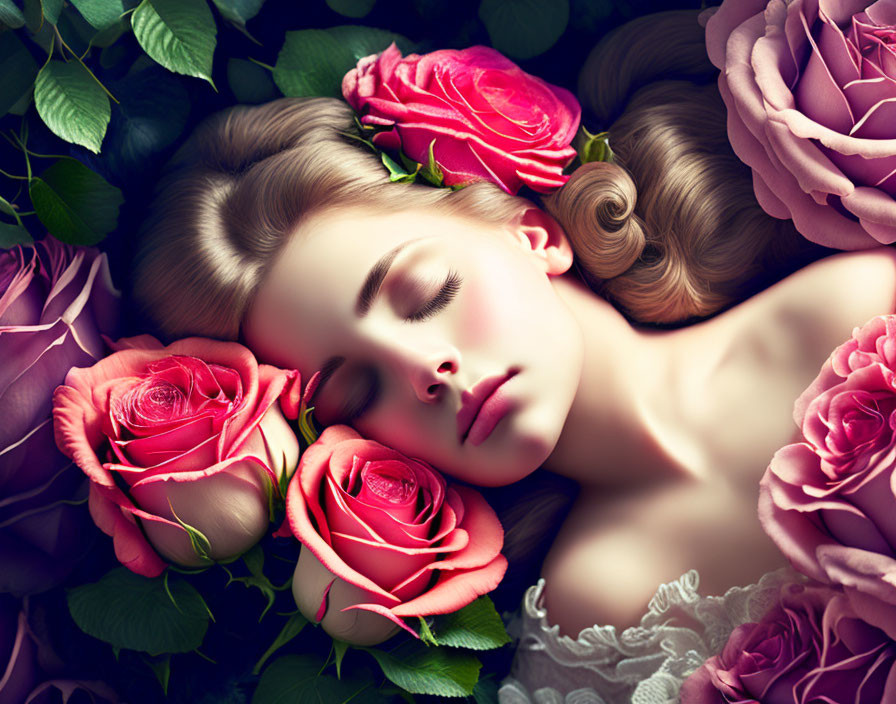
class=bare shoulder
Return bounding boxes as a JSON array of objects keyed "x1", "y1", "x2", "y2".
[{"x1": 744, "y1": 248, "x2": 896, "y2": 352}]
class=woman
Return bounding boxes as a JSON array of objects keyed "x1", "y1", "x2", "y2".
[{"x1": 132, "y1": 8, "x2": 896, "y2": 700}]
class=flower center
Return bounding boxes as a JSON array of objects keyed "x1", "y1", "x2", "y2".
[{"x1": 365, "y1": 471, "x2": 416, "y2": 504}]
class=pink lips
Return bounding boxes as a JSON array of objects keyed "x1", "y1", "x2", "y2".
[{"x1": 457, "y1": 369, "x2": 518, "y2": 445}]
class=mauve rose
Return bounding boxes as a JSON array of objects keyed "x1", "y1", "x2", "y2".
[
  {"x1": 0, "y1": 238, "x2": 119, "y2": 595},
  {"x1": 759, "y1": 315, "x2": 896, "y2": 637},
  {"x1": 53, "y1": 335, "x2": 301, "y2": 577},
  {"x1": 0, "y1": 595, "x2": 118, "y2": 704},
  {"x1": 343, "y1": 43, "x2": 580, "y2": 194},
  {"x1": 680, "y1": 583, "x2": 896, "y2": 703},
  {"x1": 285, "y1": 425, "x2": 507, "y2": 646},
  {"x1": 706, "y1": 0, "x2": 896, "y2": 249}
]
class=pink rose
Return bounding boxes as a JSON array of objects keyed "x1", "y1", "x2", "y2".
[
  {"x1": 285, "y1": 425, "x2": 507, "y2": 646},
  {"x1": 759, "y1": 315, "x2": 896, "y2": 637},
  {"x1": 680, "y1": 583, "x2": 896, "y2": 703},
  {"x1": 706, "y1": 0, "x2": 896, "y2": 249},
  {"x1": 52, "y1": 335, "x2": 301, "y2": 577},
  {"x1": 0, "y1": 238, "x2": 119, "y2": 595},
  {"x1": 342, "y1": 43, "x2": 580, "y2": 194}
]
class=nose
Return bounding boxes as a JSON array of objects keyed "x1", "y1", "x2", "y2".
[{"x1": 408, "y1": 349, "x2": 460, "y2": 404}]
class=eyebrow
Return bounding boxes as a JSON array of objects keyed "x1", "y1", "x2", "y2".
[{"x1": 355, "y1": 238, "x2": 421, "y2": 317}]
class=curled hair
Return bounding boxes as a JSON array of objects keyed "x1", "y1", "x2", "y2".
[
  {"x1": 133, "y1": 97, "x2": 526, "y2": 341},
  {"x1": 544, "y1": 10, "x2": 829, "y2": 323}
]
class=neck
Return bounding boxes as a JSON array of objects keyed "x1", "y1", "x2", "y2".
[{"x1": 544, "y1": 275, "x2": 696, "y2": 486}]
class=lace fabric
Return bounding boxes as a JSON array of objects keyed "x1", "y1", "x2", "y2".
[{"x1": 497, "y1": 568, "x2": 800, "y2": 704}]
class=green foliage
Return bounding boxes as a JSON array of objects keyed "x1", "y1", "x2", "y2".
[
  {"x1": 478, "y1": 0, "x2": 570, "y2": 59},
  {"x1": 29, "y1": 158, "x2": 123, "y2": 245},
  {"x1": 0, "y1": 223, "x2": 34, "y2": 248},
  {"x1": 364, "y1": 640, "x2": 482, "y2": 697},
  {"x1": 273, "y1": 25, "x2": 409, "y2": 99},
  {"x1": 429, "y1": 597, "x2": 510, "y2": 650},
  {"x1": 131, "y1": 0, "x2": 217, "y2": 87},
  {"x1": 327, "y1": 0, "x2": 376, "y2": 19},
  {"x1": 227, "y1": 58, "x2": 278, "y2": 103},
  {"x1": 0, "y1": 0, "x2": 25, "y2": 29},
  {"x1": 0, "y1": 32, "x2": 38, "y2": 117},
  {"x1": 253, "y1": 654, "x2": 389, "y2": 704},
  {"x1": 70, "y1": 0, "x2": 127, "y2": 31},
  {"x1": 34, "y1": 61, "x2": 111, "y2": 153},
  {"x1": 252, "y1": 610, "x2": 308, "y2": 675},
  {"x1": 211, "y1": 0, "x2": 264, "y2": 26},
  {"x1": 67, "y1": 567, "x2": 211, "y2": 656}
]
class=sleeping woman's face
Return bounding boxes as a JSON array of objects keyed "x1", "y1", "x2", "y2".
[{"x1": 242, "y1": 206, "x2": 584, "y2": 486}]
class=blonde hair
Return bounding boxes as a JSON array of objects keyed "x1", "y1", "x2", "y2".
[
  {"x1": 543, "y1": 10, "x2": 828, "y2": 323},
  {"x1": 133, "y1": 98, "x2": 525, "y2": 341}
]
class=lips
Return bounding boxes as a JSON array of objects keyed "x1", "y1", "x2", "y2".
[{"x1": 457, "y1": 369, "x2": 518, "y2": 444}]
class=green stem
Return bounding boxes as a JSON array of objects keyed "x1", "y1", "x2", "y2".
[
  {"x1": 0, "y1": 168, "x2": 29, "y2": 181},
  {"x1": 248, "y1": 57, "x2": 274, "y2": 71},
  {"x1": 4, "y1": 131, "x2": 69, "y2": 162}
]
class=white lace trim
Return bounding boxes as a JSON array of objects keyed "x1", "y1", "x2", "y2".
[{"x1": 498, "y1": 568, "x2": 800, "y2": 704}]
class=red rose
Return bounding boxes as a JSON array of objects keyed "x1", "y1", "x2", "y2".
[
  {"x1": 53, "y1": 335, "x2": 301, "y2": 576},
  {"x1": 343, "y1": 43, "x2": 580, "y2": 194},
  {"x1": 286, "y1": 425, "x2": 507, "y2": 646}
]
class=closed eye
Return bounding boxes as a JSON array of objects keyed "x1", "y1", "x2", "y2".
[{"x1": 405, "y1": 270, "x2": 462, "y2": 322}]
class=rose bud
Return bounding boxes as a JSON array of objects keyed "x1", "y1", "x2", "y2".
[
  {"x1": 53, "y1": 335, "x2": 301, "y2": 576},
  {"x1": 286, "y1": 425, "x2": 507, "y2": 646}
]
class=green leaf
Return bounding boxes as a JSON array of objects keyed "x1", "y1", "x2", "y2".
[
  {"x1": 381, "y1": 151, "x2": 417, "y2": 184},
  {"x1": 93, "y1": 16, "x2": 131, "y2": 48},
  {"x1": 252, "y1": 610, "x2": 308, "y2": 675},
  {"x1": 473, "y1": 676, "x2": 500, "y2": 704},
  {"x1": 210, "y1": 0, "x2": 262, "y2": 25},
  {"x1": 333, "y1": 640, "x2": 349, "y2": 679},
  {"x1": 430, "y1": 597, "x2": 510, "y2": 650},
  {"x1": 273, "y1": 25, "x2": 409, "y2": 99},
  {"x1": 34, "y1": 60, "x2": 110, "y2": 153},
  {"x1": 364, "y1": 640, "x2": 481, "y2": 697},
  {"x1": 0, "y1": 222, "x2": 34, "y2": 248},
  {"x1": 145, "y1": 654, "x2": 171, "y2": 695},
  {"x1": 131, "y1": 0, "x2": 217, "y2": 87},
  {"x1": 103, "y1": 64, "x2": 190, "y2": 178},
  {"x1": 29, "y1": 158, "x2": 123, "y2": 245},
  {"x1": 326, "y1": 0, "x2": 375, "y2": 18},
  {"x1": 418, "y1": 139, "x2": 444, "y2": 187},
  {"x1": 70, "y1": 0, "x2": 126, "y2": 30},
  {"x1": 478, "y1": 0, "x2": 569, "y2": 59},
  {"x1": 227, "y1": 58, "x2": 277, "y2": 104},
  {"x1": 0, "y1": 31, "x2": 38, "y2": 117},
  {"x1": 253, "y1": 654, "x2": 387, "y2": 704},
  {"x1": 42, "y1": 0, "x2": 61, "y2": 24},
  {"x1": 0, "y1": 0, "x2": 25, "y2": 28},
  {"x1": 67, "y1": 567, "x2": 211, "y2": 656}
]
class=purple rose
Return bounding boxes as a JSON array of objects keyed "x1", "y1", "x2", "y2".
[
  {"x1": 680, "y1": 583, "x2": 896, "y2": 703},
  {"x1": 706, "y1": 0, "x2": 896, "y2": 250},
  {"x1": 0, "y1": 595, "x2": 118, "y2": 704},
  {"x1": 1, "y1": 238, "x2": 119, "y2": 594},
  {"x1": 759, "y1": 315, "x2": 896, "y2": 638}
]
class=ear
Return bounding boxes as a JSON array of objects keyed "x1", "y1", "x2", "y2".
[{"x1": 505, "y1": 206, "x2": 574, "y2": 276}]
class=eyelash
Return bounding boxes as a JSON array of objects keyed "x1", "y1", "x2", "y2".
[
  {"x1": 342, "y1": 367, "x2": 379, "y2": 421},
  {"x1": 405, "y1": 270, "x2": 463, "y2": 322}
]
